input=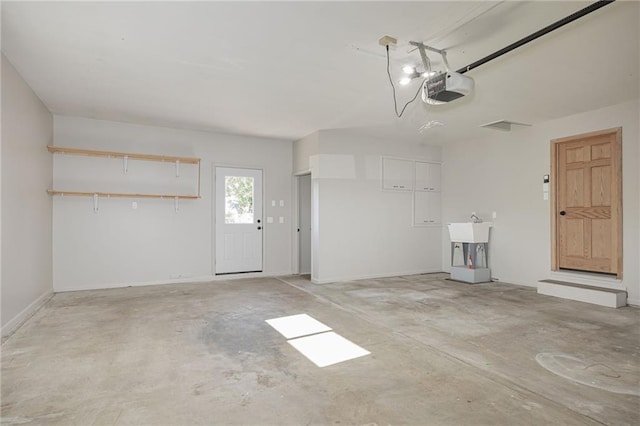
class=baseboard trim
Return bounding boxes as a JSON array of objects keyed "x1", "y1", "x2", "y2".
[
  {"x1": 55, "y1": 275, "x2": 216, "y2": 292},
  {"x1": 311, "y1": 269, "x2": 442, "y2": 285},
  {"x1": 2, "y1": 290, "x2": 53, "y2": 339},
  {"x1": 627, "y1": 298, "x2": 640, "y2": 307},
  {"x1": 215, "y1": 270, "x2": 293, "y2": 280},
  {"x1": 54, "y1": 271, "x2": 294, "y2": 292}
]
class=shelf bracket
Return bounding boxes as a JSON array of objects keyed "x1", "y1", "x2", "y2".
[
  {"x1": 93, "y1": 193, "x2": 99, "y2": 213},
  {"x1": 174, "y1": 196, "x2": 180, "y2": 213},
  {"x1": 123, "y1": 155, "x2": 129, "y2": 174},
  {"x1": 175, "y1": 159, "x2": 180, "y2": 177}
]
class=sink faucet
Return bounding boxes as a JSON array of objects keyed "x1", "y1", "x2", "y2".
[{"x1": 471, "y1": 212, "x2": 482, "y2": 223}]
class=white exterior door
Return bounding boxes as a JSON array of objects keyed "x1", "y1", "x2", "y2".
[{"x1": 215, "y1": 167, "x2": 263, "y2": 274}]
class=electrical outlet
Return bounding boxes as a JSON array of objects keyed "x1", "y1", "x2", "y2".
[
  {"x1": 132, "y1": 201, "x2": 138, "y2": 210},
  {"x1": 279, "y1": 200, "x2": 284, "y2": 207}
]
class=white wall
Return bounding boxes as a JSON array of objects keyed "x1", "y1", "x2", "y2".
[
  {"x1": 442, "y1": 99, "x2": 640, "y2": 304},
  {"x1": 52, "y1": 116, "x2": 292, "y2": 291},
  {"x1": 1, "y1": 54, "x2": 53, "y2": 335},
  {"x1": 302, "y1": 129, "x2": 442, "y2": 283},
  {"x1": 293, "y1": 132, "x2": 319, "y2": 175}
]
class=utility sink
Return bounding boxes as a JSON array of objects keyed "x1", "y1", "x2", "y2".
[{"x1": 448, "y1": 222, "x2": 493, "y2": 243}]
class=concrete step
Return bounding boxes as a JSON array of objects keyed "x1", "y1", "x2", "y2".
[{"x1": 538, "y1": 279, "x2": 627, "y2": 308}]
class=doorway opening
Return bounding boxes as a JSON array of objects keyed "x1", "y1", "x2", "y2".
[{"x1": 296, "y1": 174, "x2": 312, "y2": 275}]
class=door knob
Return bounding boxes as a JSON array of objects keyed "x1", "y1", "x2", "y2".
[
  {"x1": 257, "y1": 219, "x2": 261, "y2": 223},
  {"x1": 560, "y1": 211, "x2": 566, "y2": 216},
  {"x1": 257, "y1": 226, "x2": 262, "y2": 230}
]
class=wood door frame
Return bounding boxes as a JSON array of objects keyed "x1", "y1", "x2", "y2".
[{"x1": 550, "y1": 127, "x2": 623, "y2": 278}]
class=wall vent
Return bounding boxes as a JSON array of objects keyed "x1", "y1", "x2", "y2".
[{"x1": 480, "y1": 120, "x2": 531, "y2": 132}]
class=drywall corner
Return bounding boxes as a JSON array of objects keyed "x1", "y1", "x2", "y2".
[
  {"x1": 1, "y1": 53, "x2": 54, "y2": 333},
  {"x1": 293, "y1": 131, "x2": 320, "y2": 174},
  {"x1": 1, "y1": 290, "x2": 53, "y2": 339}
]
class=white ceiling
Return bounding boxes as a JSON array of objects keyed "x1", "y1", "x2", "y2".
[{"x1": 2, "y1": 1, "x2": 638, "y2": 143}]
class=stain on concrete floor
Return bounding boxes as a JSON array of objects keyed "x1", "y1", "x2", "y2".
[{"x1": 536, "y1": 352, "x2": 639, "y2": 396}]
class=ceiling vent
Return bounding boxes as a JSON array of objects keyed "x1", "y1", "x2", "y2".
[{"x1": 480, "y1": 120, "x2": 531, "y2": 132}]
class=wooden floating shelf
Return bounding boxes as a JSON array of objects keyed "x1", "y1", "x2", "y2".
[
  {"x1": 47, "y1": 146, "x2": 200, "y2": 165},
  {"x1": 48, "y1": 190, "x2": 199, "y2": 199}
]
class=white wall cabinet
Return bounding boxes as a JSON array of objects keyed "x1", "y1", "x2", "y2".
[
  {"x1": 415, "y1": 161, "x2": 441, "y2": 192},
  {"x1": 414, "y1": 161, "x2": 441, "y2": 225},
  {"x1": 381, "y1": 156, "x2": 442, "y2": 226},
  {"x1": 382, "y1": 158, "x2": 413, "y2": 190},
  {"x1": 414, "y1": 191, "x2": 442, "y2": 225}
]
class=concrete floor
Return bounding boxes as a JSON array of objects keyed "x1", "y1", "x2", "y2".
[{"x1": 1, "y1": 273, "x2": 639, "y2": 425}]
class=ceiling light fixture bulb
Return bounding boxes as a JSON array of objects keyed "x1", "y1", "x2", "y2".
[
  {"x1": 402, "y1": 65, "x2": 415, "y2": 74},
  {"x1": 422, "y1": 71, "x2": 436, "y2": 78},
  {"x1": 399, "y1": 77, "x2": 412, "y2": 86}
]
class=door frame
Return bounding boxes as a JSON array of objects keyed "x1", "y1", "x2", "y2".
[
  {"x1": 550, "y1": 127, "x2": 623, "y2": 278},
  {"x1": 292, "y1": 170, "x2": 312, "y2": 275},
  {"x1": 213, "y1": 163, "x2": 265, "y2": 276}
]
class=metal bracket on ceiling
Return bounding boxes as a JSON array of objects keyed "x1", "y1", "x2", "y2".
[{"x1": 409, "y1": 41, "x2": 450, "y2": 72}]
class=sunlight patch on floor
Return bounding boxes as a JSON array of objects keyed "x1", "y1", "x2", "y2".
[
  {"x1": 266, "y1": 314, "x2": 370, "y2": 367},
  {"x1": 288, "y1": 331, "x2": 370, "y2": 367},
  {"x1": 265, "y1": 313, "x2": 332, "y2": 339}
]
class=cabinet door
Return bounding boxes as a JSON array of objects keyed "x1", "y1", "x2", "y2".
[
  {"x1": 415, "y1": 161, "x2": 441, "y2": 191},
  {"x1": 414, "y1": 191, "x2": 442, "y2": 225},
  {"x1": 382, "y1": 158, "x2": 413, "y2": 190}
]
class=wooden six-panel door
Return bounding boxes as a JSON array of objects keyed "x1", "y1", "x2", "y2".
[{"x1": 551, "y1": 128, "x2": 622, "y2": 277}]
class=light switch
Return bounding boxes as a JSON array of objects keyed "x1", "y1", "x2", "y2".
[
  {"x1": 267, "y1": 217, "x2": 274, "y2": 223},
  {"x1": 492, "y1": 211, "x2": 497, "y2": 219},
  {"x1": 279, "y1": 216, "x2": 285, "y2": 224},
  {"x1": 271, "y1": 200, "x2": 276, "y2": 207},
  {"x1": 279, "y1": 200, "x2": 285, "y2": 207}
]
